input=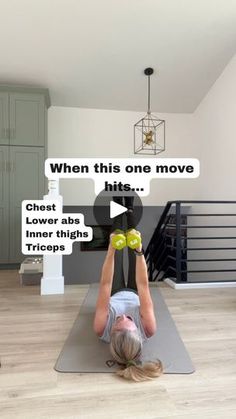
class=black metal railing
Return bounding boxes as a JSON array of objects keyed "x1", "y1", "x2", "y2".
[{"x1": 145, "y1": 201, "x2": 236, "y2": 284}]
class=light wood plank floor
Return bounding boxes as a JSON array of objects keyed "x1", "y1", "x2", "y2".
[{"x1": 0, "y1": 270, "x2": 236, "y2": 419}]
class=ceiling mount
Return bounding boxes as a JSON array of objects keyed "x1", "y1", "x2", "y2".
[{"x1": 144, "y1": 67, "x2": 154, "y2": 76}]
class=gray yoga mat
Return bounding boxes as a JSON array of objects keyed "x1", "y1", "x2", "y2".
[{"x1": 55, "y1": 284, "x2": 195, "y2": 374}]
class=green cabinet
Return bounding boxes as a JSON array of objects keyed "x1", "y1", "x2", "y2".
[
  {"x1": 0, "y1": 146, "x2": 10, "y2": 262},
  {"x1": 0, "y1": 88, "x2": 50, "y2": 147},
  {"x1": 0, "y1": 86, "x2": 50, "y2": 264},
  {"x1": 9, "y1": 93, "x2": 45, "y2": 146},
  {"x1": 0, "y1": 92, "x2": 9, "y2": 145}
]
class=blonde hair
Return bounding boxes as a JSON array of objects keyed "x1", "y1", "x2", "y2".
[{"x1": 110, "y1": 329, "x2": 163, "y2": 382}]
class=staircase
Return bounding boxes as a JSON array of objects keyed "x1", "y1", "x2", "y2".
[{"x1": 145, "y1": 201, "x2": 236, "y2": 288}]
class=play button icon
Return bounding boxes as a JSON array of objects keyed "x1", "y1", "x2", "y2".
[
  {"x1": 93, "y1": 189, "x2": 143, "y2": 228},
  {"x1": 110, "y1": 201, "x2": 127, "y2": 218}
]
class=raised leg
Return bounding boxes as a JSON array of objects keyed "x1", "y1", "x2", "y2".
[
  {"x1": 125, "y1": 199, "x2": 138, "y2": 291},
  {"x1": 111, "y1": 197, "x2": 126, "y2": 295}
]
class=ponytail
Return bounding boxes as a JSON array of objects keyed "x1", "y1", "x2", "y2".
[
  {"x1": 110, "y1": 329, "x2": 163, "y2": 382},
  {"x1": 117, "y1": 360, "x2": 163, "y2": 382}
]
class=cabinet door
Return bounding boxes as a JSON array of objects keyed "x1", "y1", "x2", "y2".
[
  {"x1": 9, "y1": 93, "x2": 45, "y2": 146},
  {"x1": 0, "y1": 146, "x2": 10, "y2": 263},
  {"x1": 0, "y1": 93, "x2": 9, "y2": 145},
  {"x1": 9, "y1": 146, "x2": 45, "y2": 263}
]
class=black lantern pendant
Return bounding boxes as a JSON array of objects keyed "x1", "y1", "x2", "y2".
[{"x1": 134, "y1": 68, "x2": 165, "y2": 155}]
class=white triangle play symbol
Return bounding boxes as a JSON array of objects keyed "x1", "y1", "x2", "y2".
[{"x1": 110, "y1": 201, "x2": 128, "y2": 218}]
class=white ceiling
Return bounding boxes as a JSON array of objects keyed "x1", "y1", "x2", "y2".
[{"x1": 0, "y1": 0, "x2": 236, "y2": 112}]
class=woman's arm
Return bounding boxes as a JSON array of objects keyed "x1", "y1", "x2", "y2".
[
  {"x1": 135, "y1": 244, "x2": 157, "y2": 337},
  {"x1": 93, "y1": 240, "x2": 115, "y2": 336}
]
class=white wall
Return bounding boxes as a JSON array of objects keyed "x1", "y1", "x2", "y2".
[
  {"x1": 48, "y1": 53, "x2": 236, "y2": 206},
  {"x1": 48, "y1": 108, "x2": 198, "y2": 205},
  {"x1": 194, "y1": 53, "x2": 236, "y2": 199}
]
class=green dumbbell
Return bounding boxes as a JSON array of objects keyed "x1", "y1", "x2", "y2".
[
  {"x1": 126, "y1": 229, "x2": 142, "y2": 250},
  {"x1": 111, "y1": 230, "x2": 127, "y2": 250}
]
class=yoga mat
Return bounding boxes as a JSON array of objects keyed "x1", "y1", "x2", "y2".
[{"x1": 55, "y1": 284, "x2": 195, "y2": 374}]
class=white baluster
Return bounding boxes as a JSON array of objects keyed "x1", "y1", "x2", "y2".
[{"x1": 41, "y1": 179, "x2": 64, "y2": 295}]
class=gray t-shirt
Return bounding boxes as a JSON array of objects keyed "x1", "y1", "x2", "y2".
[{"x1": 99, "y1": 290, "x2": 148, "y2": 343}]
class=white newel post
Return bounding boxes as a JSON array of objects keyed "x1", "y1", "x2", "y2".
[{"x1": 41, "y1": 179, "x2": 64, "y2": 295}]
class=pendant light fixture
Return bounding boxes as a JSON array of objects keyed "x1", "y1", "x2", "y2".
[{"x1": 134, "y1": 68, "x2": 165, "y2": 155}]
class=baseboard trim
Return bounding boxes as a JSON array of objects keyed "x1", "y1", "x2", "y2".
[
  {"x1": 164, "y1": 278, "x2": 236, "y2": 289},
  {"x1": 0, "y1": 264, "x2": 20, "y2": 270},
  {"x1": 41, "y1": 276, "x2": 64, "y2": 295}
]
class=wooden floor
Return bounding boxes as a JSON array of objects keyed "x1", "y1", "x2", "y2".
[{"x1": 0, "y1": 270, "x2": 236, "y2": 419}]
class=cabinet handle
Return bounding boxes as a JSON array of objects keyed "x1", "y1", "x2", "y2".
[
  {"x1": 11, "y1": 128, "x2": 15, "y2": 139},
  {"x1": 0, "y1": 160, "x2": 9, "y2": 171},
  {"x1": 1, "y1": 128, "x2": 8, "y2": 139}
]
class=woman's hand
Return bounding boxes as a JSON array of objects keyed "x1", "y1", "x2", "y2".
[
  {"x1": 109, "y1": 232, "x2": 116, "y2": 243},
  {"x1": 108, "y1": 233, "x2": 116, "y2": 254},
  {"x1": 128, "y1": 229, "x2": 142, "y2": 252}
]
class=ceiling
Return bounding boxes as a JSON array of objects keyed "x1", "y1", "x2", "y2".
[{"x1": 0, "y1": 0, "x2": 236, "y2": 113}]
